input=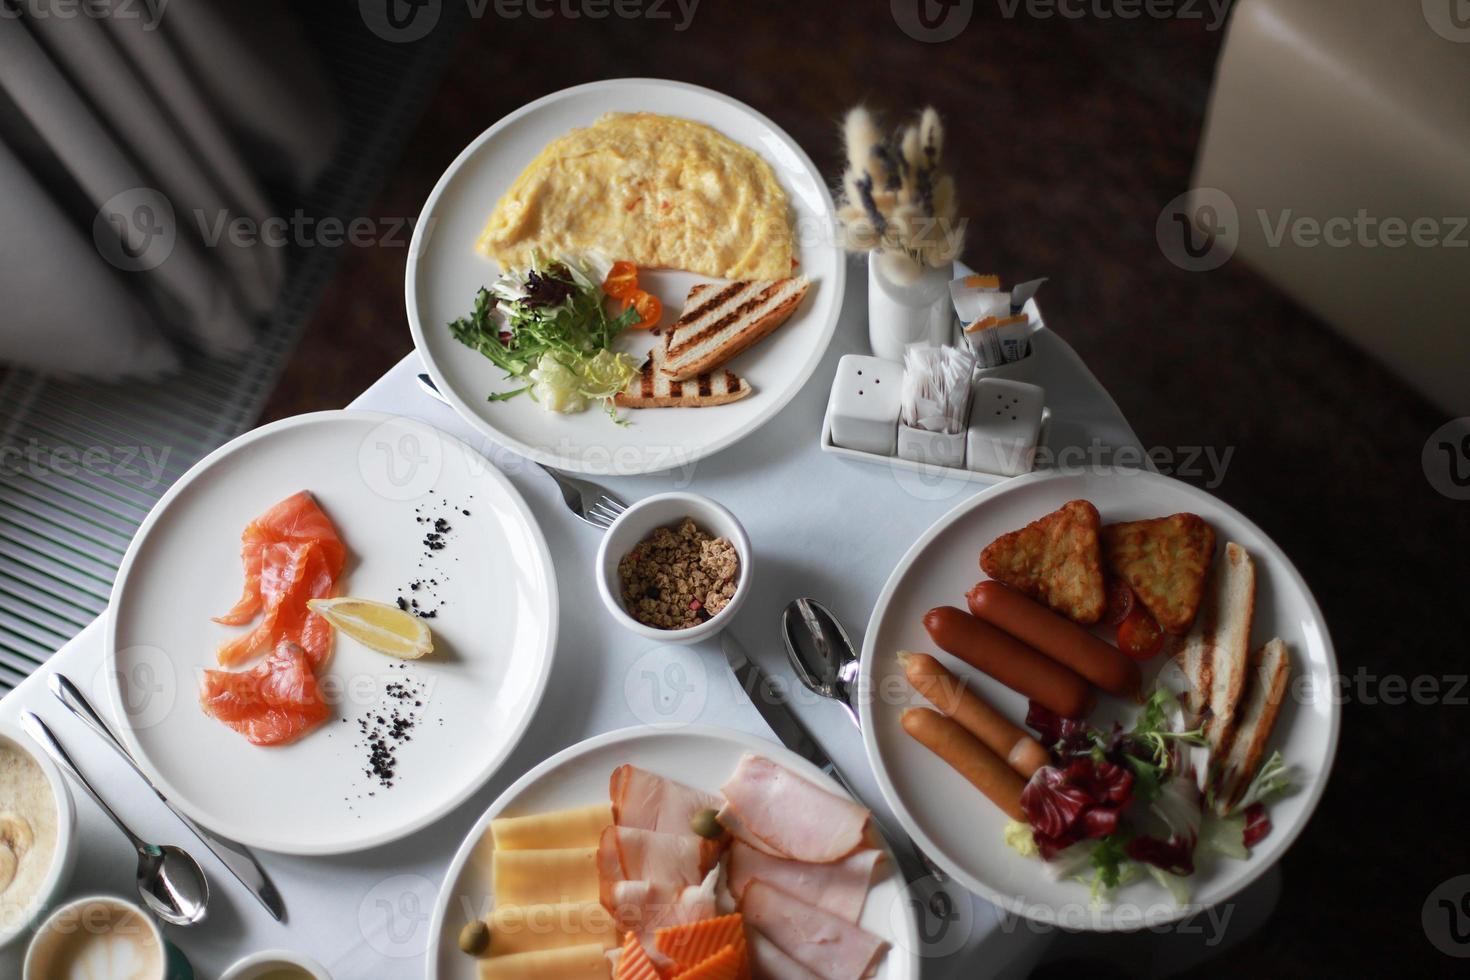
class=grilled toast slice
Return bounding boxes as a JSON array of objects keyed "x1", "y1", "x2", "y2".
[
  {"x1": 615, "y1": 345, "x2": 752, "y2": 409},
  {"x1": 660, "y1": 277, "x2": 809, "y2": 381},
  {"x1": 979, "y1": 500, "x2": 1107, "y2": 624},
  {"x1": 1101, "y1": 514, "x2": 1216, "y2": 634},
  {"x1": 1213, "y1": 637, "x2": 1290, "y2": 815},
  {"x1": 1172, "y1": 542, "x2": 1255, "y2": 753}
]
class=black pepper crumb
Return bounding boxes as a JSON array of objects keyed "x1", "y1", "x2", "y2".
[
  {"x1": 348, "y1": 670, "x2": 428, "y2": 792},
  {"x1": 397, "y1": 493, "x2": 465, "y2": 616}
]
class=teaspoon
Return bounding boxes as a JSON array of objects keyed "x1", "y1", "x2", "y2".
[{"x1": 22, "y1": 711, "x2": 209, "y2": 926}]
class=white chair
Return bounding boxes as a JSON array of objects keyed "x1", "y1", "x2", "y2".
[{"x1": 1192, "y1": 0, "x2": 1470, "y2": 414}]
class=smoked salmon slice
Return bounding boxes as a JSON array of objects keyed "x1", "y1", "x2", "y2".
[
  {"x1": 212, "y1": 491, "x2": 345, "y2": 668},
  {"x1": 202, "y1": 492, "x2": 347, "y2": 745},
  {"x1": 199, "y1": 641, "x2": 331, "y2": 746}
]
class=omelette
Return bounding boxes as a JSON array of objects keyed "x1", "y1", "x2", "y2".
[{"x1": 476, "y1": 112, "x2": 794, "y2": 280}]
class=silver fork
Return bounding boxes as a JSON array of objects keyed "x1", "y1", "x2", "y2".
[
  {"x1": 416, "y1": 372, "x2": 628, "y2": 529},
  {"x1": 537, "y1": 464, "x2": 626, "y2": 529}
]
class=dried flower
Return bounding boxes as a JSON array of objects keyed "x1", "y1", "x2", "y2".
[{"x1": 835, "y1": 105, "x2": 963, "y2": 268}]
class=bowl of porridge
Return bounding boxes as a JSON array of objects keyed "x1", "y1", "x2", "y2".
[
  {"x1": 0, "y1": 723, "x2": 78, "y2": 948},
  {"x1": 596, "y1": 492, "x2": 751, "y2": 644}
]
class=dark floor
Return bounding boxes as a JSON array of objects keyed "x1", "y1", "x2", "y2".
[{"x1": 264, "y1": 4, "x2": 1469, "y2": 975}]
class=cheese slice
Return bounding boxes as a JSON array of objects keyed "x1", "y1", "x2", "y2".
[
  {"x1": 486, "y1": 902, "x2": 618, "y2": 957},
  {"x1": 479, "y1": 943, "x2": 611, "y2": 980},
  {"x1": 492, "y1": 804, "x2": 614, "y2": 851},
  {"x1": 494, "y1": 847, "x2": 600, "y2": 906}
]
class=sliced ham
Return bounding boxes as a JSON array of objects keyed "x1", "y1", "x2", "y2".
[
  {"x1": 741, "y1": 881, "x2": 888, "y2": 980},
  {"x1": 598, "y1": 826, "x2": 707, "y2": 889},
  {"x1": 727, "y1": 841, "x2": 880, "y2": 923},
  {"x1": 748, "y1": 929, "x2": 822, "y2": 980},
  {"x1": 718, "y1": 755, "x2": 871, "y2": 864},
  {"x1": 610, "y1": 765, "x2": 724, "y2": 837}
]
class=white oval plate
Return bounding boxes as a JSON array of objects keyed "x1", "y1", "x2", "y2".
[
  {"x1": 859, "y1": 470, "x2": 1339, "y2": 930},
  {"x1": 107, "y1": 411, "x2": 557, "y2": 855},
  {"x1": 406, "y1": 78, "x2": 844, "y2": 476},
  {"x1": 428, "y1": 725, "x2": 920, "y2": 980}
]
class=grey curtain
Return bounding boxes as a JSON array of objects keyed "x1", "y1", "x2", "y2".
[{"x1": 0, "y1": 1, "x2": 339, "y2": 379}]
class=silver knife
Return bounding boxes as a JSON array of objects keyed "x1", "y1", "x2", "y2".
[
  {"x1": 50, "y1": 674, "x2": 287, "y2": 922},
  {"x1": 720, "y1": 633, "x2": 949, "y2": 912}
]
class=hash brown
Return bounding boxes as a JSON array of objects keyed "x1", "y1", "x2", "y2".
[
  {"x1": 979, "y1": 499, "x2": 1107, "y2": 624},
  {"x1": 1100, "y1": 513, "x2": 1216, "y2": 634}
]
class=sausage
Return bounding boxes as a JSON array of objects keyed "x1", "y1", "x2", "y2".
[
  {"x1": 899, "y1": 651, "x2": 1049, "y2": 778},
  {"x1": 901, "y1": 708, "x2": 1027, "y2": 820},
  {"x1": 967, "y1": 580, "x2": 1140, "y2": 699},
  {"x1": 923, "y1": 606, "x2": 1095, "y2": 719}
]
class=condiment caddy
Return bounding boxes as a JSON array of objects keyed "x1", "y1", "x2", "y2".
[{"x1": 822, "y1": 279, "x2": 1052, "y2": 484}]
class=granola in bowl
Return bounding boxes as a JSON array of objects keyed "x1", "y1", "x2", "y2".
[{"x1": 617, "y1": 518, "x2": 741, "y2": 630}]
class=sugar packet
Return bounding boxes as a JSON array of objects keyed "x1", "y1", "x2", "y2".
[
  {"x1": 950, "y1": 275, "x2": 1046, "y2": 367},
  {"x1": 900, "y1": 344, "x2": 976, "y2": 435}
]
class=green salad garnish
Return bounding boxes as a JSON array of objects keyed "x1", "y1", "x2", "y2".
[{"x1": 449, "y1": 255, "x2": 641, "y2": 422}]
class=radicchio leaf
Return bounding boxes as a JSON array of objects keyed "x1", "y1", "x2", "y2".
[
  {"x1": 1025, "y1": 700, "x2": 1088, "y2": 752},
  {"x1": 1063, "y1": 758, "x2": 1135, "y2": 806},
  {"x1": 1020, "y1": 766, "x2": 1094, "y2": 840},
  {"x1": 1242, "y1": 802, "x2": 1272, "y2": 848},
  {"x1": 1125, "y1": 834, "x2": 1196, "y2": 876},
  {"x1": 1080, "y1": 806, "x2": 1122, "y2": 839}
]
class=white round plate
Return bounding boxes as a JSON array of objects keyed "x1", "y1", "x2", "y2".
[
  {"x1": 107, "y1": 411, "x2": 557, "y2": 854},
  {"x1": 859, "y1": 470, "x2": 1339, "y2": 930},
  {"x1": 428, "y1": 725, "x2": 920, "y2": 980},
  {"x1": 406, "y1": 78, "x2": 844, "y2": 476}
]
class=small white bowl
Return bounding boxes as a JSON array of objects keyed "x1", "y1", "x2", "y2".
[
  {"x1": 595, "y1": 492, "x2": 752, "y2": 645},
  {"x1": 0, "y1": 723, "x2": 78, "y2": 949},
  {"x1": 221, "y1": 948, "x2": 332, "y2": 979}
]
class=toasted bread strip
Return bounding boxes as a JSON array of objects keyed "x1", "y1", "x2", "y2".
[
  {"x1": 661, "y1": 277, "x2": 809, "y2": 380},
  {"x1": 614, "y1": 347, "x2": 751, "y2": 409},
  {"x1": 1171, "y1": 542, "x2": 1255, "y2": 753},
  {"x1": 1214, "y1": 638, "x2": 1290, "y2": 814}
]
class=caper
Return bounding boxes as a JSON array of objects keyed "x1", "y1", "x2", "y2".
[
  {"x1": 691, "y1": 808, "x2": 723, "y2": 839},
  {"x1": 458, "y1": 919, "x2": 490, "y2": 957}
]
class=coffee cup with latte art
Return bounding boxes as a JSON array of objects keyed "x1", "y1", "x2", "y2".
[{"x1": 24, "y1": 895, "x2": 191, "y2": 980}]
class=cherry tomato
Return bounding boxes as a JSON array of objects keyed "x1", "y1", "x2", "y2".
[
  {"x1": 1102, "y1": 579, "x2": 1135, "y2": 627},
  {"x1": 602, "y1": 261, "x2": 639, "y2": 300},
  {"x1": 1116, "y1": 604, "x2": 1165, "y2": 661},
  {"x1": 622, "y1": 289, "x2": 662, "y2": 330}
]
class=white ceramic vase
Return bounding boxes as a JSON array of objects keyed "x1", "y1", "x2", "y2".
[{"x1": 866, "y1": 250, "x2": 955, "y2": 362}]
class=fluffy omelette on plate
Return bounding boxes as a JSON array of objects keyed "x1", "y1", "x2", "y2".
[{"x1": 475, "y1": 112, "x2": 794, "y2": 280}]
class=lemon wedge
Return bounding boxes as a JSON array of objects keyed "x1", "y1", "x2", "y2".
[{"x1": 307, "y1": 597, "x2": 434, "y2": 660}]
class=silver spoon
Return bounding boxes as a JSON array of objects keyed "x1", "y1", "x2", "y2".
[
  {"x1": 22, "y1": 711, "x2": 209, "y2": 925},
  {"x1": 49, "y1": 674, "x2": 284, "y2": 921},
  {"x1": 783, "y1": 597, "x2": 863, "y2": 728}
]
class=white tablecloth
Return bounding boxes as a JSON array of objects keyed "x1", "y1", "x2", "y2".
[{"x1": 1, "y1": 269, "x2": 1184, "y2": 978}]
